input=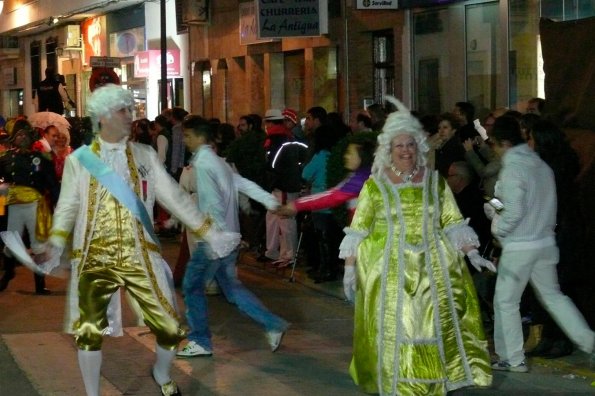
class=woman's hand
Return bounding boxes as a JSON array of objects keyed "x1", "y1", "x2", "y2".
[
  {"x1": 463, "y1": 138, "x2": 475, "y2": 152},
  {"x1": 466, "y1": 249, "x2": 497, "y2": 273},
  {"x1": 274, "y1": 203, "x2": 297, "y2": 218},
  {"x1": 343, "y1": 262, "x2": 356, "y2": 303}
]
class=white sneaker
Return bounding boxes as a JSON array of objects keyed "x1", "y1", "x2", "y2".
[
  {"x1": 491, "y1": 360, "x2": 528, "y2": 373},
  {"x1": 176, "y1": 341, "x2": 212, "y2": 357},
  {"x1": 266, "y1": 330, "x2": 285, "y2": 352}
]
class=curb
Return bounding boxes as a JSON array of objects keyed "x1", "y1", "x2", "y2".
[
  {"x1": 531, "y1": 355, "x2": 595, "y2": 382},
  {"x1": 238, "y1": 250, "x2": 347, "y2": 301}
]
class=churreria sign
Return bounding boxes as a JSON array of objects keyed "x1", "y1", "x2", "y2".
[{"x1": 257, "y1": 0, "x2": 328, "y2": 38}]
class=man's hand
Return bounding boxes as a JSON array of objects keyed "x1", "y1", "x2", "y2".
[
  {"x1": 483, "y1": 202, "x2": 497, "y2": 220},
  {"x1": 202, "y1": 227, "x2": 241, "y2": 259}
]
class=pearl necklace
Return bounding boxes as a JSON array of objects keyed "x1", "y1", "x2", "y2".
[{"x1": 390, "y1": 164, "x2": 419, "y2": 183}]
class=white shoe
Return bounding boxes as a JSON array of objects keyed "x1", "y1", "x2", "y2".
[
  {"x1": 266, "y1": 330, "x2": 285, "y2": 352},
  {"x1": 176, "y1": 341, "x2": 212, "y2": 357}
]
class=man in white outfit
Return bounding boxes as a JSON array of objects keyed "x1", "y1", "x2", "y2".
[
  {"x1": 487, "y1": 115, "x2": 594, "y2": 372},
  {"x1": 43, "y1": 85, "x2": 239, "y2": 396},
  {"x1": 177, "y1": 115, "x2": 289, "y2": 358}
]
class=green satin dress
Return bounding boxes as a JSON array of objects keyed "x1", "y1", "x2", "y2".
[{"x1": 348, "y1": 170, "x2": 492, "y2": 395}]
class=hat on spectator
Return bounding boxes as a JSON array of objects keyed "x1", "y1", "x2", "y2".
[
  {"x1": 282, "y1": 108, "x2": 298, "y2": 124},
  {"x1": 264, "y1": 109, "x2": 284, "y2": 121}
]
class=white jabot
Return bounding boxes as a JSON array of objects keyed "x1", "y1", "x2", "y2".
[{"x1": 98, "y1": 137, "x2": 131, "y2": 183}]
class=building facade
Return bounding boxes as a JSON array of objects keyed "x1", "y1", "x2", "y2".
[{"x1": 0, "y1": 0, "x2": 593, "y2": 123}]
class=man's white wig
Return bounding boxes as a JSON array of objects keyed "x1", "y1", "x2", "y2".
[
  {"x1": 371, "y1": 96, "x2": 429, "y2": 178},
  {"x1": 86, "y1": 84, "x2": 134, "y2": 132}
]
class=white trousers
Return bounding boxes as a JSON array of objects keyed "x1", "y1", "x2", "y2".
[
  {"x1": 7, "y1": 202, "x2": 44, "y2": 253},
  {"x1": 265, "y1": 189, "x2": 298, "y2": 261},
  {"x1": 493, "y1": 245, "x2": 594, "y2": 365}
]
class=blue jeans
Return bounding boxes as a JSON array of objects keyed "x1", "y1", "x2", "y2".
[{"x1": 183, "y1": 243, "x2": 289, "y2": 349}]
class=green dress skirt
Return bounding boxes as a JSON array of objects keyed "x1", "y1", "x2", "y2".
[{"x1": 346, "y1": 169, "x2": 492, "y2": 395}]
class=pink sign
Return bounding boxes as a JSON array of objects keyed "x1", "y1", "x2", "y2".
[{"x1": 134, "y1": 50, "x2": 180, "y2": 78}]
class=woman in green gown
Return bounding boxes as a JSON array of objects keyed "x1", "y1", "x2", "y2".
[{"x1": 340, "y1": 97, "x2": 494, "y2": 395}]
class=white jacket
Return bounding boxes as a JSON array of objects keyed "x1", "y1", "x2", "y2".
[
  {"x1": 492, "y1": 143, "x2": 557, "y2": 251},
  {"x1": 50, "y1": 140, "x2": 212, "y2": 335}
]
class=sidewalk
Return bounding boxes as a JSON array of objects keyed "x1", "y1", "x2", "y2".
[{"x1": 237, "y1": 248, "x2": 595, "y2": 385}]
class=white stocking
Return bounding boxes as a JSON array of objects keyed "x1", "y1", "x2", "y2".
[
  {"x1": 78, "y1": 350, "x2": 102, "y2": 396},
  {"x1": 153, "y1": 344, "x2": 176, "y2": 385}
]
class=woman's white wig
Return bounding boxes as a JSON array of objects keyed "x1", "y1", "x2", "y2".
[
  {"x1": 371, "y1": 96, "x2": 429, "y2": 178},
  {"x1": 86, "y1": 84, "x2": 134, "y2": 133}
]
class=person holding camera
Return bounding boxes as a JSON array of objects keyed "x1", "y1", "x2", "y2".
[
  {"x1": 36, "y1": 67, "x2": 71, "y2": 115},
  {"x1": 487, "y1": 115, "x2": 594, "y2": 373}
]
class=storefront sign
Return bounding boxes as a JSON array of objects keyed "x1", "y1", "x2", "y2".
[
  {"x1": 257, "y1": 0, "x2": 328, "y2": 38},
  {"x1": 110, "y1": 28, "x2": 145, "y2": 58},
  {"x1": 356, "y1": 0, "x2": 398, "y2": 9},
  {"x1": 240, "y1": 1, "x2": 276, "y2": 45},
  {"x1": 134, "y1": 50, "x2": 181, "y2": 78},
  {"x1": 82, "y1": 16, "x2": 107, "y2": 66},
  {"x1": 90, "y1": 56, "x2": 121, "y2": 68}
]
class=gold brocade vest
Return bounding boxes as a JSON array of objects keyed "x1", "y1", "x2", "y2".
[{"x1": 82, "y1": 186, "x2": 139, "y2": 272}]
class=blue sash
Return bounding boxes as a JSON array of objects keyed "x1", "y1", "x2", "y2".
[{"x1": 72, "y1": 145, "x2": 160, "y2": 248}]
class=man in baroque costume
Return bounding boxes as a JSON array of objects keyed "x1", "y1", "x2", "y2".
[
  {"x1": 39, "y1": 84, "x2": 239, "y2": 396},
  {"x1": 0, "y1": 124, "x2": 59, "y2": 294},
  {"x1": 340, "y1": 97, "x2": 494, "y2": 395}
]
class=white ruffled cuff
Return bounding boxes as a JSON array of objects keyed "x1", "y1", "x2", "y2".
[
  {"x1": 203, "y1": 229, "x2": 241, "y2": 259},
  {"x1": 444, "y1": 218, "x2": 480, "y2": 252},
  {"x1": 339, "y1": 227, "x2": 368, "y2": 259}
]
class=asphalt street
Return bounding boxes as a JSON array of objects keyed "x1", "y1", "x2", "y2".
[{"x1": 0, "y1": 238, "x2": 594, "y2": 395}]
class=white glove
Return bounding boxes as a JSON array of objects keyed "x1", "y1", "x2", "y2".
[
  {"x1": 202, "y1": 227, "x2": 241, "y2": 259},
  {"x1": 483, "y1": 202, "x2": 497, "y2": 220},
  {"x1": 466, "y1": 249, "x2": 497, "y2": 273},
  {"x1": 343, "y1": 264, "x2": 356, "y2": 303},
  {"x1": 37, "y1": 244, "x2": 65, "y2": 276}
]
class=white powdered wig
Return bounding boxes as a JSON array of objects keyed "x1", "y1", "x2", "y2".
[
  {"x1": 371, "y1": 96, "x2": 430, "y2": 178},
  {"x1": 86, "y1": 84, "x2": 134, "y2": 132}
]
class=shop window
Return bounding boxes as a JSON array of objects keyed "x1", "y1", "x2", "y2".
[
  {"x1": 509, "y1": 0, "x2": 541, "y2": 109},
  {"x1": 45, "y1": 37, "x2": 58, "y2": 71},
  {"x1": 540, "y1": 0, "x2": 595, "y2": 21},
  {"x1": 30, "y1": 41, "x2": 41, "y2": 100},
  {"x1": 412, "y1": 9, "x2": 449, "y2": 115},
  {"x1": 509, "y1": 0, "x2": 595, "y2": 111},
  {"x1": 284, "y1": 50, "x2": 304, "y2": 113},
  {"x1": 372, "y1": 31, "x2": 395, "y2": 106},
  {"x1": 465, "y1": 2, "x2": 501, "y2": 116},
  {"x1": 313, "y1": 47, "x2": 338, "y2": 112}
]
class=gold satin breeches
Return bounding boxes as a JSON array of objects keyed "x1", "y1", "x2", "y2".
[{"x1": 75, "y1": 265, "x2": 184, "y2": 351}]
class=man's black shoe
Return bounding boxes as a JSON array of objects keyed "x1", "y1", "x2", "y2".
[
  {"x1": 0, "y1": 271, "x2": 15, "y2": 292},
  {"x1": 526, "y1": 338, "x2": 553, "y2": 357},
  {"x1": 35, "y1": 288, "x2": 52, "y2": 295},
  {"x1": 542, "y1": 340, "x2": 573, "y2": 359}
]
